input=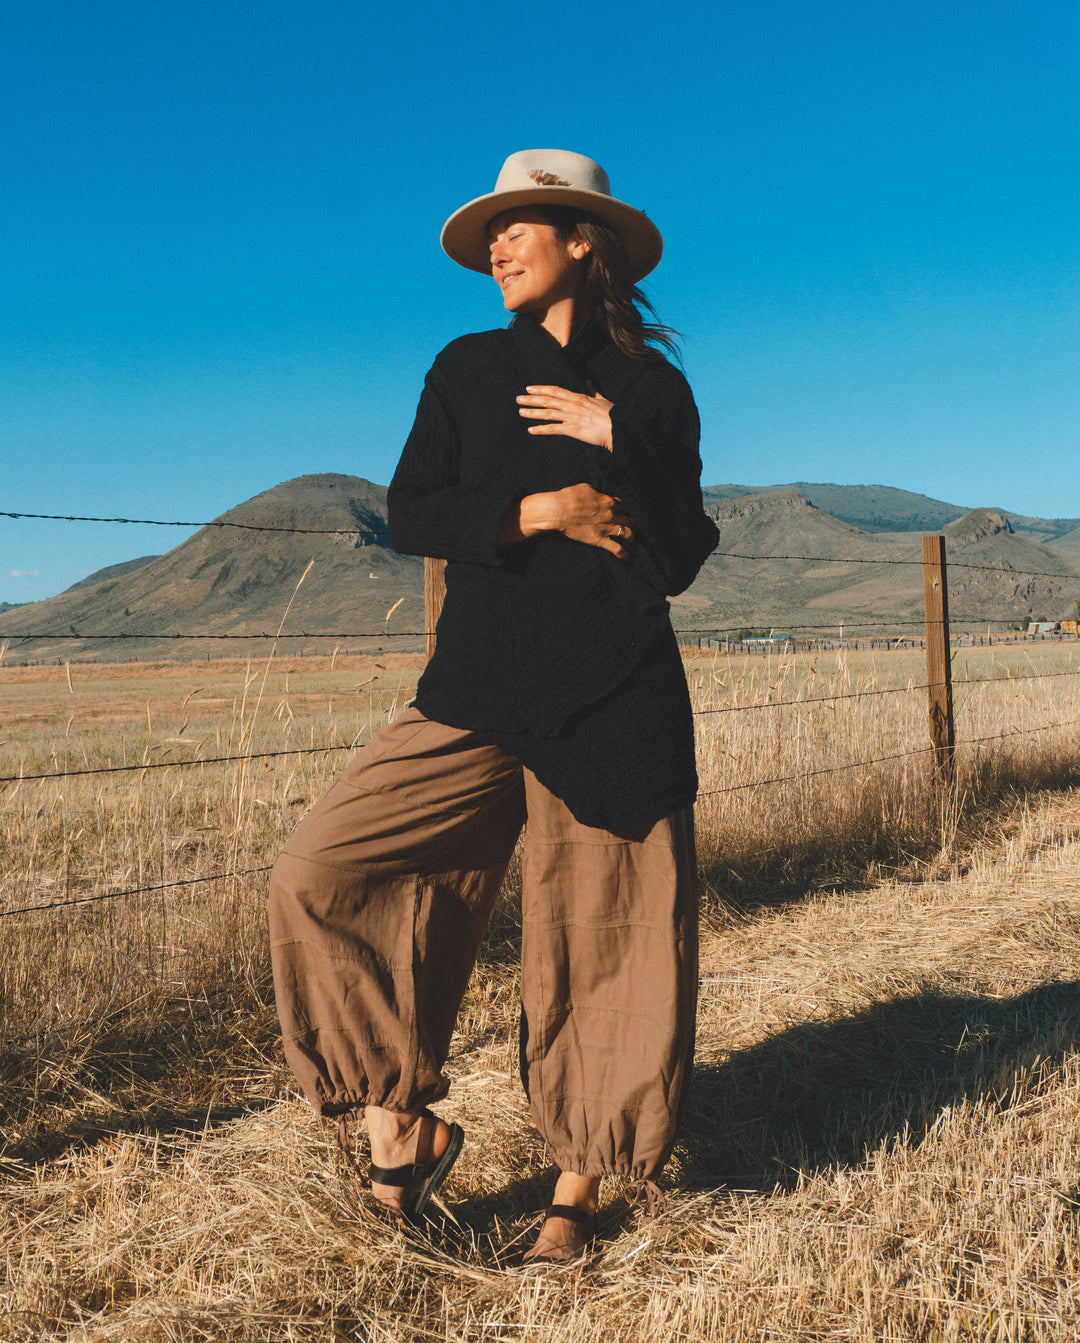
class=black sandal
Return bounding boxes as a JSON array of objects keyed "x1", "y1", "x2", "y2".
[
  {"x1": 368, "y1": 1111, "x2": 465, "y2": 1222},
  {"x1": 521, "y1": 1202, "x2": 597, "y2": 1265}
]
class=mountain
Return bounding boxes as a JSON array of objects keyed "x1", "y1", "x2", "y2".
[
  {"x1": 677, "y1": 491, "x2": 896, "y2": 631},
  {"x1": 63, "y1": 555, "x2": 160, "y2": 593},
  {"x1": 1050, "y1": 522, "x2": 1080, "y2": 560},
  {"x1": 934, "y1": 510, "x2": 1080, "y2": 625},
  {"x1": 3, "y1": 476, "x2": 1078, "y2": 663},
  {"x1": 0, "y1": 474, "x2": 425, "y2": 662},
  {"x1": 675, "y1": 493, "x2": 1080, "y2": 634},
  {"x1": 702, "y1": 483, "x2": 968, "y2": 534},
  {"x1": 938, "y1": 510, "x2": 1080, "y2": 625},
  {"x1": 701, "y1": 483, "x2": 1080, "y2": 541}
]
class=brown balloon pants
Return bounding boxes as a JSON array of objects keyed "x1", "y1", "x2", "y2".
[{"x1": 267, "y1": 707, "x2": 698, "y2": 1180}]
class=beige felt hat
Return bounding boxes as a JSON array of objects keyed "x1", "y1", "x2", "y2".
[{"x1": 440, "y1": 149, "x2": 663, "y2": 282}]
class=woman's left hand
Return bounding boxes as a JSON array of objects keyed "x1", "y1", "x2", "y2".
[{"x1": 517, "y1": 385, "x2": 614, "y2": 451}]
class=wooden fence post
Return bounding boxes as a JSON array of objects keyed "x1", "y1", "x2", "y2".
[
  {"x1": 922, "y1": 534, "x2": 955, "y2": 781},
  {"x1": 424, "y1": 557, "x2": 447, "y2": 660}
]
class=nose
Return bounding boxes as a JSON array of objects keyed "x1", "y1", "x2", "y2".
[{"x1": 489, "y1": 235, "x2": 509, "y2": 268}]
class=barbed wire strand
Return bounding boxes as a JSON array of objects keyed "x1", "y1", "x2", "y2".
[
  {"x1": 5, "y1": 715, "x2": 1077, "y2": 920},
  {"x1": 679, "y1": 616, "x2": 1075, "y2": 634},
  {"x1": 4, "y1": 692, "x2": 927, "y2": 786},
  {"x1": 1, "y1": 510, "x2": 387, "y2": 538},
  {"x1": 953, "y1": 668, "x2": 1080, "y2": 690},
  {"x1": 1, "y1": 866, "x2": 275, "y2": 918},
  {"x1": 6, "y1": 614, "x2": 1077, "y2": 644},
  {"x1": 3, "y1": 666, "x2": 1078, "y2": 786},
  {"x1": 692, "y1": 683, "x2": 920, "y2": 716},
  {"x1": 0, "y1": 743, "x2": 355, "y2": 785},
  {"x1": 697, "y1": 714, "x2": 1080, "y2": 798},
  {"x1": 3, "y1": 509, "x2": 1080, "y2": 580},
  {"x1": 711, "y1": 550, "x2": 1080, "y2": 581},
  {"x1": 2, "y1": 630, "x2": 428, "y2": 643},
  {"x1": 695, "y1": 666, "x2": 1080, "y2": 717}
]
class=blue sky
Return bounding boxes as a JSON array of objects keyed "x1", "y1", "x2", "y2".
[{"x1": 2, "y1": 0, "x2": 1078, "y2": 604}]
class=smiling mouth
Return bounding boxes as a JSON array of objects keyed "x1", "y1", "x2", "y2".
[{"x1": 500, "y1": 271, "x2": 523, "y2": 287}]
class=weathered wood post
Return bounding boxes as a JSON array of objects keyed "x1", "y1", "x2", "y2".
[
  {"x1": 922, "y1": 534, "x2": 955, "y2": 782},
  {"x1": 424, "y1": 557, "x2": 447, "y2": 660}
]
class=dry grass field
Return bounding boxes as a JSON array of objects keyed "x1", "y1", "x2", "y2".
[{"x1": 2, "y1": 643, "x2": 1079, "y2": 1341}]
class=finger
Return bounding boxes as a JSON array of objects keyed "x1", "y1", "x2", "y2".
[
  {"x1": 517, "y1": 398, "x2": 581, "y2": 416},
  {"x1": 519, "y1": 406, "x2": 577, "y2": 420},
  {"x1": 519, "y1": 390, "x2": 588, "y2": 408}
]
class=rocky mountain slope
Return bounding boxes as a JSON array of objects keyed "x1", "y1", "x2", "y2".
[{"x1": 0, "y1": 475, "x2": 424, "y2": 661}]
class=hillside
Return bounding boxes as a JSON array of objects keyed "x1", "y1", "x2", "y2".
[
  {"x1": 676, "y1": 491, "x2": 898, "y2": 631},
  {"x1": 702, "y1": 483, "x2": 969, "y2": 534},
  {"x1": 701, "y1": 483, "x2": 1080, "y2": 541},
  {"x1": 63, "y1": 555, "x2": 161, "y2": 593},
  {"x1": 1050, "y1": 523, "x2": 1080, "y2": 560},
  {"x1": 678, "y1": 493, "x2": 1080, "y2": 634},
  {"x1": 940, "y1": 510, "x2": 1080, "y2": 624},
  {"x1": 3, "y1": 476, "x2": 1078, "y2": 663},
  {"x1": 0, "y1": 475, "x2": 425, "y2": 662}
]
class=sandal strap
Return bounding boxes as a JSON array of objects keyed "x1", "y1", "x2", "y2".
[
  {"x1": 544, "y1": 1203, "x2": 596, "y2": 1232},
  {"x1": 368, "y1": 1108, "x2": 439, "y2": 1188},
  {"x1": 368, "y1": 1162, "x2": 415, "y2": 1187}
]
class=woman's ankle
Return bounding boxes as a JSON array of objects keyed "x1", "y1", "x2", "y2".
[
  {"x1": 551, "y1": 1170, "x2": 600, "y2": 1212},
  {"x1": 365, "y1": 1106, "x2": 422, "y2": 1166}
]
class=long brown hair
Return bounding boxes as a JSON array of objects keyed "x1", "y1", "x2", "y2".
[{"x1": 535, "y1": 206, "x2": 680, "y2": 362}]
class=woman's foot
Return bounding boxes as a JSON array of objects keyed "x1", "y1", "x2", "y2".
[
  {"x1": 365, "y1": 1106, "x2": 461, "y2": 1220},
  {"x1": 522, "y1": 1172, "x2": 600, "y2": 1264}
]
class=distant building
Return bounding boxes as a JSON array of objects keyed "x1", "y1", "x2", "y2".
[{"x1": 1029, "y1": 621, "x2": 1078, "y2": 635}]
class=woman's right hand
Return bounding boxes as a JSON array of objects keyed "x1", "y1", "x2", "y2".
[{"x1": 498, "y1": 484, "x2": 634, "y2": 558}]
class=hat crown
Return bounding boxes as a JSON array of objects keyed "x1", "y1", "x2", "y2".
[{"x1": 492, "y1": 149, "x2": 612, "y2": 199}]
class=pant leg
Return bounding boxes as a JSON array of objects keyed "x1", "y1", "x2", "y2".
[
  {"x1": 268, "y1": 707, "x2": 525, "y2": 1116},
  {"x1": 519, "y1": 773, "x2": 699, "y2": 1181}
]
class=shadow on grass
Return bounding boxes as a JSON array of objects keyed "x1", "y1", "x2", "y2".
[
  {"x1": 679, "y1": 980, "x2": 1080, "y2": 1190},
  {"x1": 399, "y1": 983, "x2": 1080, "y2": 1268}
]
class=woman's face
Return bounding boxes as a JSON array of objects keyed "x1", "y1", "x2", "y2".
[{"x1": 488, "y1": 209, "x2": 590, "y2": 317}]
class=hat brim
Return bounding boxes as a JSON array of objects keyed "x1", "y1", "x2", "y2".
[{"x1": 440, "y1": 186, "x2": 663, "y2": 283}]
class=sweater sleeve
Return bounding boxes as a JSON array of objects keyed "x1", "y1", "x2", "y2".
[
  {"x1": 603, "y1": 368, "x2": 719, "y2": 596},
  {"x1": 387, "y1": 364, "x2": 520, "y2": 566}
]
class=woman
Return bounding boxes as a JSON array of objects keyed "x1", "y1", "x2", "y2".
[{"x1": 268, "y1": 149, "x2": 719, "y2": 1264}]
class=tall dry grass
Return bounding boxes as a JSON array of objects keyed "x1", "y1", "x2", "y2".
[
  {"x1": 691, "y1": 641, "x2": 1080, "y2": 905},
  {"x1": 2, "y1": 643, "x2": 1079, "y2": 1340}
]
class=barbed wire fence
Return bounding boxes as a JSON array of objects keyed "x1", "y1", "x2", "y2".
[{"x1": 2, "y1": 509, "x2": 1079, "y2": 921}]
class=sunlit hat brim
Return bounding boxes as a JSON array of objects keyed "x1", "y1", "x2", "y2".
[{"x1": 440, "y1": 185, "x2": 663, "y2": 283}]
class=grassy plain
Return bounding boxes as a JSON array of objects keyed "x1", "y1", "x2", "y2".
[{"x1": 2, "y1": 644, "x2": 1079, "y2": 1341}]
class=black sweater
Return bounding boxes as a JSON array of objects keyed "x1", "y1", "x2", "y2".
[{"x1": 387, "y1": 316, "x2": 719, "y2": 830}]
